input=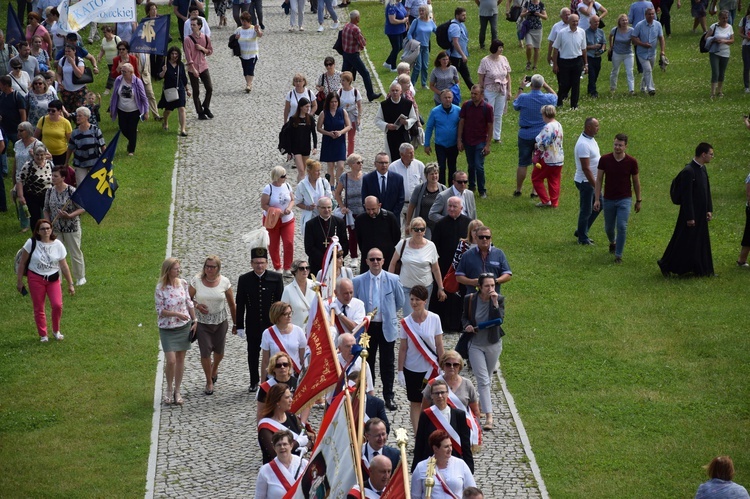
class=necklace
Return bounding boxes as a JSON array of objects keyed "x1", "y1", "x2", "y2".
[
  {"x1": 204, "y1": 276, "x2": 219, "y2": 284},
  {"x1": 318, "y1": 216, "x2": 333, "y2": 247}
]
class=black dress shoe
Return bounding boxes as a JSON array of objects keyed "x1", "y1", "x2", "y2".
[
  {"x1": 368, "y1": 93, "x2": 382, "y2": 102},
  {"x1": 204, "y1": 108, "x2": 214, "y2": 119},
  {"x1": 248, "y1": 383, "x2": 258, "y2": 393},
  {"x1": 385, "y1": 399, "x2": 398, "y2": 411},
  {"x1": 198, "y1": 113, "x2": 208, "y2": 120}
]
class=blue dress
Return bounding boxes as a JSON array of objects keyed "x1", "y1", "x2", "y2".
[{"x1": 319, "y1": 107, "x2": 347, "y2": 163}]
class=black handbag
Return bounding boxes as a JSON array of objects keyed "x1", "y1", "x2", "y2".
[
  {"x1": 455, "y1": 332, "x2": 471, "y2": 359},
  {"x1": 73, "y1": 67, "x2": 94, "y2": 85}
]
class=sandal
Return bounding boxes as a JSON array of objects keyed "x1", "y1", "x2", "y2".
[
  {"x1": 174, "y1": 391, "x2": 183, "y2": 405},
  {"x1": 163, "y1": 391, "x2": 173, "y2": 404},
  {"x1": 483, "y1": 422, "x2": 494, "y2": 431}
]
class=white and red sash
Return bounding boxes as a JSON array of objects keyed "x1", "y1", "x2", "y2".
[
  {"x1": 267, "y1": 326, "x2": 302, "y2": 374},
  {"x1": 435, "y1": 468, "x2": 460, "y2": 499},
  {"x1": 428, "y1": 376, "x2": 482, "y2": 447},
  {"x1": 257, "y1": 377, "x2": 279, "y2": 402},
  {"x1": 268, "y1": 457, "x2": 300, "y2": 490},
  {"x1": 347, "y1": 485, "x2": 381, "y2": 499},
  {"x1": 424, "y1": 406, "x2": 462, "y2": 455},
  {"x1": 400, "y1": 317, "x2": 440, "y2": 379},
  {"x1": 257, "y1": 417, "x2": 302, "y2": 443}
]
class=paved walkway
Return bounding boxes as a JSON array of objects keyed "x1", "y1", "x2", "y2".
[{"x1": 147, "y1": 7, "x2": 545, "y2": 498}]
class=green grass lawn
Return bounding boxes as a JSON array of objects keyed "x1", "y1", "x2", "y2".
[
  {"x1": 1, "y1": 1, "x2": 749, "y2": 497},
  {"x1": 357, "y1": 1, "x2": 749, "y2": 497}
]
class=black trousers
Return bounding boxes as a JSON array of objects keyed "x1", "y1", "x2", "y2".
[
  {"x1": 556, "y1": 56, "x2": 583, "y2": 109},
  {"x1": 188, "y1": 68, "x2": 213, "y2": 115},
  {"x1": 246, "y1": 333, "x2": 263, "y2": 386},
  {"x1": 587, "y1": 56, "x2": 602, "y2": 96},
  {"x1": 435, "y1": 144, "x2": 458, "y2": 186},
  {"x1": 250, "y1": 0, "x2": 264, "y2": 28},
  {"x1": 366, "y1": 322, "x2": 395, "y2": 401},
  {"x1": 659, "y1": 0, "x2": 674, "y2": 36},
  {"x1": 450, "y1": 56, "x2": 474, "y2": 91},
  {"x1": 117, "y1": 109, "x2": 141, "y2": 153}
]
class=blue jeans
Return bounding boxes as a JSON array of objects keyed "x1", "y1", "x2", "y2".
[
  {"x1": 317, "y1": 0, "x2": 337, "y2": 25},
  {"x1": 411, "y1": 45, "x2": 430, "y2": 87},
  {"x1": 465, "y1": 143, "x2": 486, "y2": 194},
  {"x1": 575, "y1": 181, "x2": 600, "y2": 242},
  {"x1": 603, "y1": 197, "x2": 632, "y2": 257},
  {"x1": 342, "y1": 51, "x2": 377, "y2": 100}
]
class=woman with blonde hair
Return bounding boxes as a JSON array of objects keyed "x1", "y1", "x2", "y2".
[
  {"x1": 608, "y1": 14, "x2": 635, "y2": 95},
  {"x1": 189, "y1": 255, "x2": 236, "y2": 396},
  {"x1": 262, "y1": 166, "x2": 296, "y2": 274},
  {"x1": 260, "y1": 301, "x2": 307, "y2": 378},
  {"x1": 155, "y1": 257, "x2": 196, "y2": 405},
  {"x1": 295, "y1": 160, "x2": 331, "y2": 236},
  {"x1": 257, "y1": 352, "x2": 298, "y2": 418}
]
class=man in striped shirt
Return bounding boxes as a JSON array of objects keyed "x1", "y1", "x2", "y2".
[{"x1": 66, "y1": 107, "x2": 106, "y2": 187}]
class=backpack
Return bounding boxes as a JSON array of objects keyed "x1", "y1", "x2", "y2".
[
  {"x1": 14, "y1": 238, "x2": 37, "y2": 277},
  {"x1": 435, "y1": 20, "x2": 454, "y2": 50},
  {"x1": 670, "y1": 165, "x2": 694, "y2": 205}
]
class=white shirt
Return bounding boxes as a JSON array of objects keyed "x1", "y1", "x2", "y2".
[
  {"x1": 184, "y1": 17, "x2": 212, "y2": 39},
  {"x1": 574, "y1": 133, "x2": 601, "y2": 183},
  {"x1": 338, "y1": 353, "x2": 374, "y2": 392},
  {"x1": 254, "y1": 456, "x2": 308, "y2": 499},
  {"x1": 397, "y1": 238, "x2": 439, "y2": 288},
  {"x1": 260, "y1": 325, "x2": 307, "y2": 368},
  {"x1": 398, "y1": 311, "x2": 443, "y2": 373},
  {"x1": 281, "y1": 279, "x2": 317, "y2": 329},
  {"x1": 411, "y1": 456, "x2": 475, "y2": 499},
  {"x1": 389, "y1": 159, "x2": 426, "y2": 199},
  {"x1": 576, "y1": 1, "x2": 602, "y2": 30},
  {"x1": 366, "y1": 271, "x2": 384, "y2": 321},
  {"x1": 553, "y1": 26, "x2": 587, "y2": 59},
  {"x1": 23, "y1": 238, "x2": 66, "y2": 277},
  {"x1": 262, "y1": 182, "x2": 295, "y2": 223},
  {"x1": 548, "y1": 20, "x2": 567, "y2": 42},
  {"x1": 326, "y1": 297, "x2": 366, "y2": 334}
]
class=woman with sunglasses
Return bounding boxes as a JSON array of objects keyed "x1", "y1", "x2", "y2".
[
  {"x1": 397, "y1": 285, "x2": 445, "y2": 431},
  {"x1": 260, "y1": 301, "x2": 307, "y2": 382},
  {"x1": 256, "y1": 352, "x2": 298, "y2": 418},
  {"x1": 34, "y1": 99, "x2": 71, "y2": 167},
  {"x1": 189, "y1": 255, "x2": 236, "y2": 396},
  {"x1": 262, "y1": 166, "x2": 295, "y2": 275},
  {"x1": 389, "y1": 217, "x2": 446, "y2": 315},
  {"x1": 281, "y1": 260, "x2": 317, "y2": 328},
  {"x1": 461, "y1": 272, "x2": 505, "y2": 431},
  {"x1": 26, "y1": 76, "x2": 58, "y2": 129},
  {"x1": 16, "y1": 219, "x2": 76, "y2": 342},
  {"x1": 422, "y1": 350, "x2": 482, "y2": 443},
  {"x1": 315, "y1": 57, "x2": 342, "y2": 111},
  {"x1": 109, "y1": 62, "x2": 149, "y2": 156}
]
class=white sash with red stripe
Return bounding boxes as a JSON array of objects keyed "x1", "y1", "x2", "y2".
[
  {"x1": 429, "y1": 376, "x2": 482, "y2": 447},
  {"x1": 267, "y1": 326, "x2": 302, "y2": 374},
  {"x1": 424, "y1": 406, "x2": 462, "y2": 455},
  {"x1": 435, "y1": 468, "x2": 460, "y2": 499},
  {"x1": 400, "y1": 317, "x2": 439, "y2": 379},
  {"x1": 347, "y1": 485, "x2": 381, "y2": 499},
  {"x1": 257, "y1": 417, "x2": 302, "y2": 443},
  {"x1": 268, "y1": 457, "x2": 300, "y2": 490},
  {"x1": 256, "y1": 377, "x2": 278, "y2": 402}
]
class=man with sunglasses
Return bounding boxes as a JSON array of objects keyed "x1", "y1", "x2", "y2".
[
  {"x1": 429, "y1": 171, "x2": 477, "y2": 223},
  {"x1": 455, "y1": 226, "x2": 512, "y2": 294},
  {"x1": 353, "y1": 248, "x2": 404, "y2": 411}
]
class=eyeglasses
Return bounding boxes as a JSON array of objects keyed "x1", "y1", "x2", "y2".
[
  {"x1": 33, "y1": 82, "x2": 44, "y2": 86},
  {"x1": 280, "y1": 175, "x2": 287, "y2": 179},
  {"x1": 48, "y1": 109, "x2": 58, "y2": 114},
  {"x1": 477, "y1": 235, "x2": 492, "y2": 240},
  {"x1": 444, "y1": 362, "x2": 461, "y2": 368},
  {"x1": 368, "y1": 257, "x2": 383, "y2": 262},
  {"x1": 355, "y1": 161, "x2": 363, "y2": 164},
  {"x1": 456, "y1": 180, "x2": 469, "y2": 184},
  {"x1": 324, "y1": 62, "x2": 334, "y2": 66},
  {"x1": 479, "y1": 272, "x2": 495, "y2": 279},
  {"x1": 432, "y1": 391, "x2": 448, "y2": 396},
  {"x1": 297, "y1": 266, "x2": 310, "y2": 270},
  {"x1": 412, "y1": 227, "x2": 426, "y2": 232},
  {"x1": 204, "y1": 264, "x2": 218, "y2": 269},
  {"x1": 275, "y1": 362, "x2": 290, "y2": 368},
  {"x1": 282, "y1": 311, "x2": 293, "y2": 317}
]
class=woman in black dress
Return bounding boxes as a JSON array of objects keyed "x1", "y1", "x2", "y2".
[
  {"x1": 285, "y1": 97, "x2": 317, "y2": 180},
  {"x1": 158, "y1": 46, "x2": 190, "y2": 137}
]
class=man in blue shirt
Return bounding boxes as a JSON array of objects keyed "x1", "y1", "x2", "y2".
[
  {"x1": 424, "y1": 89, "x2": 460, "y2": 185},
  {"x1": 455, "y1": 225, "x2": 512, "y2": 294},
  {"x1": 631, "y1": 8, "x2": 665, "y2": 95},
  {"x1": 448, "y1": 7, "x2": 474, "y2": 90},
  {"x1": 585, "y1": 15, "x2": 606, "y2": 97},
  {"x1": 512, "y1": 74, "x2": 557, "y2": 197}
]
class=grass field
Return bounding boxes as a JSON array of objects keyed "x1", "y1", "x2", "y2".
[{"x1": 1, "y1": 1, "x2": 749, "y2": 497}]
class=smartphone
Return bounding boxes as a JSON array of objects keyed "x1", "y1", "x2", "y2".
[
  {"x1": 524, "y1": 75, "x2": 532, "y2": 87},
  {"x1": 20, "y1": 286, "x2": 28, "y2": 296}
]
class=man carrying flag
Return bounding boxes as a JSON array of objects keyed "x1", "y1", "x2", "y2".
[
  {"x1": 325, "y1": 279, "x2": 365, "y2": 338},
  {"x1": 71, "y1": 132, "x2": 120, "y2": 224}
]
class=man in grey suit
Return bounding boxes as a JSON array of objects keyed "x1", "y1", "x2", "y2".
[
  {"x1": 353, "y1": 248, "x2": 405, "y2": 411},
  {"x1": 428, "y1": 171, "x2": 477, "y2": 223}
]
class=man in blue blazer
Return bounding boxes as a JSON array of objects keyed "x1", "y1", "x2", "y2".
[
  {"x1": 353, "y1": 248, "x2": 405, "y2": 410},
  {"x1": 361, "y1": 152, "x2": 406, "y2": 225}
]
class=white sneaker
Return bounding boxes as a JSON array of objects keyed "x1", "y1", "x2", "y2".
[
  {"x1": 76, "y1": 277, "x2": 87, "y2": 286},
  {"x1": 317, "y1": 24, "x2": 324, "y2": 32},
  {"x1": 299, "y1": 26, "x2": 305, "y2": 31},
  {"x1": 383, "y1": 62, "x2": 392, "y2": 69},
  {"x1": 331, "y1": 22, "x2": 339, "y2": 29},
  {"x1": 746, "y1": 88, "x2": 750, "y2": 93},
  {"x1": 289, "y1": 26, "x2": 295, "y2": 31},
  {"x1": 53, "y1": 332, "x2": 64, "y2": 341},
  {"x1": 40, "y1": 336, "x2": 49, "y2": 343}
]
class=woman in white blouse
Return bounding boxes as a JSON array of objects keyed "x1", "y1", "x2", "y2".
[
  {"x1": 397, "y1": 285, "x2": 445, "y2": 431},
  {"x1": 295, "y1": 160, "x2": 332, "y2": 237},
  {"x1": 411, "y1": 430, "x2": 476, "y2": 499},
  {"x1": 189, "y1": 255, "x2": 236, "y2": 396},
  {"x1": 388, "y1": 217, "x2": 446, "y2": 315},
  {"x1": 254, "y1": 430, "x2": 308, "y2": 499},
  {"x1": 281, "y1": 260, "x2": 317, "y2": 329},
  {"x1": 155, "y1": 257, "x2": 196, "y2": 405},
  {"x1": 261, "y1": 301, "x2": 307, "y2": 377},
  {"x1": 262, "y1": 166, "x2": 296, "y2": 275}
]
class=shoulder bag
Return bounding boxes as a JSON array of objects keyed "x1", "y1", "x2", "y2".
[
  {"x1": 163, "y1": 64, "x2": 181, "y2": 102},
  {"x1": 264, "y1": 184, "x2": 284, "y2": 229},
  {"x1": 394, "y1": 239, "x2": 407, "y2": 275}
]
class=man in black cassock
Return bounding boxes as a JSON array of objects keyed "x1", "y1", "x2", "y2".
[
  {"x1": 658, "y1": 142, "x2": 715, "y2": 277},
  {"x1": 355, "y1": 196, "x2": 401, "y2": 274},
  {"x1": 235, "y1": 248, "x2": 285, "y2": 392},
  {"x1": 430, "y1": 195, "x2": 472, "y2": 331},
  {"x1": 304, "y1": 196, "x2": 348, "y2": 276},
  {"x1": 374, "y1": 82, "x2": 418, "y2": 163}
]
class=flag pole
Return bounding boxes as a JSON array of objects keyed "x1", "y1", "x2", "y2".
[
  {"x1": 356, "y1": 332, "x2": 369, "y2": 448},
  {"x1": 329, "y1": 244, "x2": 338, "y2": 325},
  {"x1": 395, "y1": 428, "x2": 411, "y2": 497},
  {"x1": 318, "y1": 285, "x2": 343, "y2": 379},
  {"x1": 343, "y1": 379, "x2": 365, "y2": 494}
]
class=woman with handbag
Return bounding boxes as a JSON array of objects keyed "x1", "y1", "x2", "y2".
[
  {"x1": 109, "y1": 63, "x2": 149, "y2": 156},
  {"x1": 284, "y1": 98, "x2": 318, "y2": 182},
  {"x1": 16, "y1": 144, "x2": 54, "y2": 228},
  {"x1": 234, "y1": 12, "x2": 263, "y2": 93},
  {"x1": 294, "y1": 160, "x2": 330, "y2": 236},
  {"x1": 708, "y1": 10, "x2": 734, "y2": 98},
  {"x1": 316, "y1": 92, "x2": 351, "y2": 186},
  {"x1": 34, "y1": 99, "x2": 71, "y2": 167},
  {"x1": 384, "y1": 0, "x2": 409, "y2": 71},
  {"x1": 56, "y1": 44, "x2": 90, "y2": 117},
  {"x1": 189, "y1": 255, "x2": 236, "y2": 396},
  {"x1": 407, "y1": 5, "x2": 437, "y2": 89},
  {"x1": 337, "y1": 72, "x2": 362, "y2": 157},
  {"x1": 388, "y1": 217, "x2": 446, "y2": 315},
  {"x1": 429, "y1": 51, "x2": 459, "y2": 106},
  {"x1": 461, "y1": 272, "x2": 505, "y2": 431},
  {"x1": 43, "y1": 166, "x2": 86, "y2": 286},
  {"x1": 155, "y1": 257, "x2": 196, "y2": 405},
  {"x1": 315, "y1": 57, "x2": 342, "y2": 115},
  {"x1": 477, "y1": 39, "x2": 513, "y2": 143},
  {"x1": 520, "y1": 0, "x2": 547, "y2": 71},
  {"x1": 261, "y1": 166, "x2": 296, "y2": 275},
  {"x1": 406, "y1": 163, "x2": 446, "y2": 239},
  {"x1": 334, "y1": 153, "x2": 365, "y2": 257},
  {"x1": 158, "y1": 46, "x2": 190, "y2": 137}
]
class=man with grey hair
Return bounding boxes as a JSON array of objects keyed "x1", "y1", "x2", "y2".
[
  {"x1": 327, "y1": 281, "x2": 365, "y2": 336},
  {"x1": 388, "y1": 142, "x2": 425, "y2": 226},
  {"x1": 375, "y1": 82, "x2": 418, "y2": 164},
  {"x1": 585, "y1": 15, "x2": 606, "y2": 98},
  {"x1": 547, "y1": 7, "x2": 571, "y2": 66},
  {"x1": 430, "y1": 173, "x2": 477, "y2": 222},
  {"x1": 512, "y1": 74, "x2": 557, "y2": 197},
  {"x1": 305, "y1": 196, "x2": 348, "y2": 276},
  {"x1": 631, "y1": 8, "x2": 665, "y2": 96},
  {"x1": 552, "y1": 13, "x2": 588, "y2": 109},
  {"x1": 341, "y1": 11, "x2": 382, "y2": 102},
  {"x1": 66, "y1": 106, "x2": 106, "y2": 186}
]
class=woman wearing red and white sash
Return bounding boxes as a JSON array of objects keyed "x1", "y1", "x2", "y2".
[
  {"x1": 257, "y1": 384, "x2": 313, "y2": 464},
  {"x1": 422, "y1": 351, "x2": 482, "y2": 448},
  {"x1": 255, "y1": 430, "x2": 308, "y2": 499},
  {"x1": 397, "y1": 285, "x2": 445, "y2": 432},
  {"x1": 257, "y1": 352, "x2": 298, "y2": 419},
  {"x1": 412, "y1": 379, "x2": 474, "y2": 474},
  {"x1": 411, "y1": 430, "x2": 476, "y2": 499},
  {"x1": 260, "y1": 301, "x2": 307, "y2": 377}
]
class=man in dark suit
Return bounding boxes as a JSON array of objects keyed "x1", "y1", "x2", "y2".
[
  {"x1": 362, "y1": 418, "x2": 400, "y2": 477},
  {"x1": 354, "y1": 196, "x2": 401, "y2": 274},
  {"x1": 304, "y1": 196, "x2": 348, "y2": 276},
  {"x1": 235, "y1": 248, "x2": 284, "y2": 392},
  {"x1": 412, "y1": 379, "x2": 474, "y2": 472},
  {"x1": 361, "y1": 152, "x2": 405, "y2": 224}
]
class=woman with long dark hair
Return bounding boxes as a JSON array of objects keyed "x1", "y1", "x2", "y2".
[{"x1": 158, "y1": 46, "x2": 190, "y2": 136}]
